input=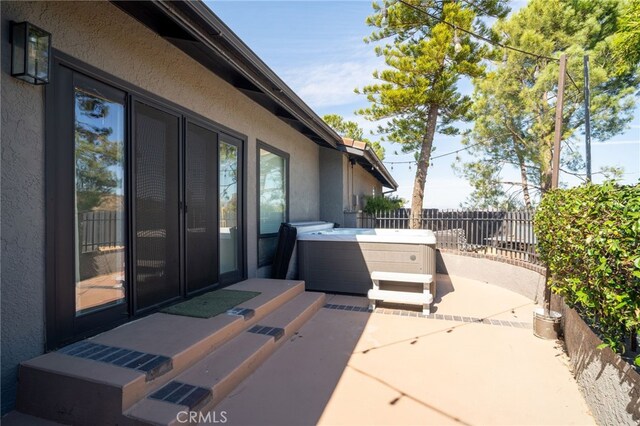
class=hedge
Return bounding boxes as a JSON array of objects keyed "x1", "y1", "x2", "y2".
[
  {"x1": 534, "y1": 182, "x2": 640, "y2": 355},
  {"x1": 363, "y1": 195, "x2": 404, "y2": 214}
]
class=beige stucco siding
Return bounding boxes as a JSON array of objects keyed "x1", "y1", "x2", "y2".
[
  {"x1": 353, "y1": 162, "x2": 383, "y2": 205},
  {"x1": 343, "y1": 158, "x2": 384, "y2": 211},
  {"x1": 2, "y1": 0, "x2": 320, "y2": 274},
  {"x1": 1, "y1": 0, "x2": 320, "y2": 411},
  {"x1": 319, "y1": 147, "x2": 345, "y2": 225}
]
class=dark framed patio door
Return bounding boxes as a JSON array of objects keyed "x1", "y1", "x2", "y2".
[
  {"x1": 133, "y1": 107, "x2": 228, "y2": 309},
  {"x1": 46, "y1": 53, "x2": 246, "y2": 348},
  {"x1": 132, "y1": 101, "x2": 182, "y2": 311},
  {"x1": 185, "y1": 121, "x2": 219, "y2": 294},
  {"x1": 46, "y1": 65, "x2": 129, "y2": 347}
]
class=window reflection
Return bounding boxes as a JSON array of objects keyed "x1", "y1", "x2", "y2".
[
  {"x1": 74, "y1": 88, "x2": 125, "y2": 316},
  {"x1": 258, "y1": 147, "x2": 287, "y2": 266},
  {"x1": 220, "y1": 142, "x2": 238, "y2": 274}
]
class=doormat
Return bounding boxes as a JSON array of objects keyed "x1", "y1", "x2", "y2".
[{"x1": 161, "y1": 289, "x2": 261, "y2": 319}]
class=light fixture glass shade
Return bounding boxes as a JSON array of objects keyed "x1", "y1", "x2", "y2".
[{"x1": 11, "y1": 21, "x2": 51, "y2": 85}]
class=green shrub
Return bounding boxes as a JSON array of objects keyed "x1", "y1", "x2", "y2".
[
  {"x1": 363, "y1": 195, "x2": 404, "y2": 214},
  {"x1": 534, "y1": 182, "x2": 640, "y2": 354}
]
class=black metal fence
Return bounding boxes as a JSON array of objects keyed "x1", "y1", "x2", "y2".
[
  {"x1": 370, "y1": 208, "x2": 540, "y2": 264},
  {"x1": 78, "y1": 210, "x2": 124, "y2": 253},
  {"x1": 79, "y1": 209, "x2": 238, "y2": 253}
]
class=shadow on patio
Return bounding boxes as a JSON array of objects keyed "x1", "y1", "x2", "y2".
[{"x1": 216, "y1": 274, "x2": 594, "y2": 426}]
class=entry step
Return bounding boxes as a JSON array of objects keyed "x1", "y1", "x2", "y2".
[
  {"x1": 16, "y1": 279, "x2": 307, "y2": 425},
  {"x1": 125, "y1": 291, "x2": 325, "y2": 425}
]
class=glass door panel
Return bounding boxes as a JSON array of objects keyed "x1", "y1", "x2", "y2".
[
  {"x1": 74, "y1": 86, "x2": 126, "y2": 316},
  {"x1": 186, "y1": 122, "x2": 219, "y2": 293},
  {"x1": 134, "y1": 101, "x2": 181, "y2": 309},
  {"x1": 219, "y1": 141, "x2": 239, "y2": 275}
]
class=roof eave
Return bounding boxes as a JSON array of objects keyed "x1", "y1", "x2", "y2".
[
  {"x1": 337, "y1": 144, "x2": 398, "y2": 190},
  {"x1": 111, "y1": 0, "x2": 341, "y2": 149}
]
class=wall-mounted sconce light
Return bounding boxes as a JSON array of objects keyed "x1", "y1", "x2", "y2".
[{"x1": 11, "y1": 21, "x2": 51, "y2": 85}]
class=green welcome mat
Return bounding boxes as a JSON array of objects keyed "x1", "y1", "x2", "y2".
[{"x1": 161, "y1": 289, "x2": 261, "y2": 319}]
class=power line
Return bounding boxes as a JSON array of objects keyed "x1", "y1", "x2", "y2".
[
  {"x1": 392, "y1": 0, "x2": 583, "y2": 97},
  {"x1": 565, "y1": 70, "x2": 581, "y2": 92},
  {"x1": 393, "y1": 0, "x2": 559, "y2": 62},
  {"x1": 386, "y1": 141, "x2": 484, "y2": 164},
  {"x1": 384, "y1": 90, "x2": 584, "y2": 166}
]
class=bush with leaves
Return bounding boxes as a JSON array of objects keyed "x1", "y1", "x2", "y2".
[
  {"x1": 534, "y1": 182, "x2": 640, "y2": 357},
  {"x1": 363, "y1": 195, "x2": 404, "y2": 214}
]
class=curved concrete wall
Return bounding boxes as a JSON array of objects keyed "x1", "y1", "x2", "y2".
[
  {"x1": 436, "y1": 251, "x2": 546, "y2": 302},
  {"x1": 1, "y1": 0, "x2": 322, "y2": 412}
]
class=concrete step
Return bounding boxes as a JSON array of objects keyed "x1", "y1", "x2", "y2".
[
  {"x1": 16, "y1": 279, "x2": 305, "y2": 425},
  {"x1": 125, "y1": 291, "x2": 326, "y2": 425}
]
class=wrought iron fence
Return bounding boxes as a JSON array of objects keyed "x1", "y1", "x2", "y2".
[
  {"x1": 79, "y1": 210, "x2": 238, "y2": 253},
  {"x1": 370, "y1": 208, "x2": 540, "y2": 265},
  {"x1": 78, "y1": 210, "x2": 124, "y2": 253}
]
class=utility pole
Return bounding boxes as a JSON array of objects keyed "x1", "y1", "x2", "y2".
[
  {"x1": 551, "y1": 54, "x2": 567, "y2": 189},
  {"x1": 545, "y1": 53, "x2": 567, "y2": 316},
  {"x1": 584, "y1": 55, "x2": 592, "y2": 182}
]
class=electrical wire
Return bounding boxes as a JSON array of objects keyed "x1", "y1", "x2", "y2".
[
  {"x1": 379, "y1": 1, "x2": 585, "y2": 167},
  {"x1": 383, "y1": 90, "x2": 583, "y2": 166},
  {"x1": 385, "y1": 0, "x2": 584, "y2": 100},
  {"x1": 565, "y1": 70, "x2": 581, "y2": 92},
  {"x1": 385, "y1": 141, "x2": 484, "y2": 164},
  {"x1": 393, "y1": 0, "x2": 559, "y2": 62}
]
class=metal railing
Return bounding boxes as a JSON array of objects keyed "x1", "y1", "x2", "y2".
[
  {"x1": 79, "y1": 210, "x2": 238, "y2": 253},
  {"x1": 78, "y1": 210, "x2": 124, "y2": 253},
  {"x1": 370, "y1": 208, "x2": 540, "y2": 265}
]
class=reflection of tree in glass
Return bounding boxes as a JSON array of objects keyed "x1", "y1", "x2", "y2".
[
  {"x1": 220, "y1": 143, "x2": 238, "y2": 227},
  {"x1": 259, "y1": 152, "x2": 285, "y2": 215},
  {"x1": 75, "y1": 91, "x2": 123, "y2": 213}
]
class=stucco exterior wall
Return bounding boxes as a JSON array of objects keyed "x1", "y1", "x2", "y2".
[
  {"x1": 1, "y1": 19, "x2": 47, "y2": 414},
  {"x1": 319, "y1": 147, "x2": 345, "y2": 225},
  {"x1": 343, "y1": 159, "x2": 384, "y2": 212},
  {"x1": 1, "y1": 0, "x2": 321, "y2": 412},
  {"x1": 342, "y1": 156, "x2": 350, "y2": 210},
  {"x1": 353, "y1": 162, "x2": 382, "y2": 205}
]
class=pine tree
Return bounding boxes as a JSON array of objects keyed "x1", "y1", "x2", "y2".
[
  {"x1": 357, "y1": 0, "x2": 508, "y2": 228},
  {"x1": 459, "y1": 0, "x2": 638, "y2": 208},
  {"x1": 322, "y1": 114, "x2": 385, "y2": 159}
]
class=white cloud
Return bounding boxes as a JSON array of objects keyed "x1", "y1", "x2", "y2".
[{"x1": 281, "y1": 55, "x2": 384, "y2": 109}]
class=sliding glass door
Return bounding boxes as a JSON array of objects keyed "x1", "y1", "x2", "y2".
[
  {"x1": 47, "y1": 56, "x2": 245, "y2": 348},
  {"x1": 185, "y1": 122, "x2": 219, "y2": 293},
  {"x1": 74, "y1": 82, "x2": 127, "y2": 316},
  {"x1": 133, "y1": 101, "x2": 181, "y2": 310},
  {"x1": 219, "y1": 135, "x2": 243, "y2": 283}
]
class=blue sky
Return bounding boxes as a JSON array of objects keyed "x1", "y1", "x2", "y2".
[{"x1": 208, "y1": 0, "x2": 640, "y2": 208}]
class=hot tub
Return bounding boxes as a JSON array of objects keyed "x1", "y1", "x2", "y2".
[{"x1": 297, "y1": 228, "x2": 437, "y2": 295}]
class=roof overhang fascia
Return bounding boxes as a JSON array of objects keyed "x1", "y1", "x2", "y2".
[
  {"x1": 336, "y1": 144, "x2": 398, "y2": 190},
  {"x1": 111, "y1": 0, "x2": 341, "y2": 149}
]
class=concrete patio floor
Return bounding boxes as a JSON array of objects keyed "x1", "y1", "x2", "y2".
[{"x1": 217, "y1": 274, "x2": 595, "y2": 426}]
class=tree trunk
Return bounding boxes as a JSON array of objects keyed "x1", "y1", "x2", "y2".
[
  {"x1": 409, "y1": 105, "x2": 439, "y2": 229},
  {"x1": 514, "y1": 144, "x2": 532, "y2": 209}
]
